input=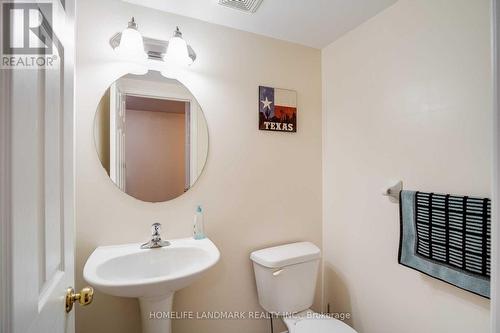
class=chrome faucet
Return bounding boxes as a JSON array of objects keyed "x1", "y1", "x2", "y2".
[{"x1": 140, "y1": 223, "x2": 170, "y2": 249}]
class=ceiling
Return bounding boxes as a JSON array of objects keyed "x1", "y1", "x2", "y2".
[
  {"x1": 123, "y1": 0, "x2": 398, "y2": 49},
  {"x1": 126, "y1": 96, "x2": 186, "y2": 114}
]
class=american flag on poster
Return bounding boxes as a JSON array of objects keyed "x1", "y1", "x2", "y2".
[{"x1": 259, "y1": 86, "x2": 297, "y2": 132}]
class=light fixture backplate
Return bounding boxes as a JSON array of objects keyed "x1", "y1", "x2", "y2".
[
  {"x1": 109, "y1": 32, "x2": 196, "y2": 63},
  {"x1": 218, "y1": 0, "x2": 264, "y2": 13}
]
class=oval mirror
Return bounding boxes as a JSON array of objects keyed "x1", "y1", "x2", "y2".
[{"x1": 94, "y1": 71, "x2": 209, "y2": 202}]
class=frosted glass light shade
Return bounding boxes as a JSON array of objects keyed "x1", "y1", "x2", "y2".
[
  {"x1": 163, "y1": 28, "x2": 194, "y2": 67},
  {"x1": 114, "y1": 27, "x2": 147, "y2": 62}
]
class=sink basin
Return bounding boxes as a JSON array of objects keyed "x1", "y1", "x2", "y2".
[
  {"x1": 84, "y1": 238, "x2": 219, "y2": 298},
  {"x1": 83, "y1": 238, "x2": 220, "y2": 333}
]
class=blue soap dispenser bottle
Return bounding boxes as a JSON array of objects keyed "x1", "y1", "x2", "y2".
[{"x1": 193, "y1": 205, "x2": 206, "y2": 240}]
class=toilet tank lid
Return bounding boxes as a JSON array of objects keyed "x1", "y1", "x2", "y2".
[{"x1": 250, "y1": 242, "x2": 321, "y2": 268}]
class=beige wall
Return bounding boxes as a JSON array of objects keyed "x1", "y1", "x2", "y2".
[
  {"x1": 322, "y1": 0, "x2": 491, "y2": 332},
  {"x1": 125, "y1": 109, "x2": 186, "y2": 202},
  {"x1": 75, "y1": 1, "x2": 322, "y2": 333}
]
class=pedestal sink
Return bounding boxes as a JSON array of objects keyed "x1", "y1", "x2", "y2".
[{"x1": 83, "y1": 238, "x2": 220, "y2": 333}]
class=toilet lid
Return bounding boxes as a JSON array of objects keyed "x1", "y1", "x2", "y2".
[{"x1": 292, "y1": 317, "x2": 357, "y2": 333}]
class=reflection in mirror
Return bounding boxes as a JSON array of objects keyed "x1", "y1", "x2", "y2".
[{"x1": 94, "y1": 71, "x2": 208, "y2": 202}]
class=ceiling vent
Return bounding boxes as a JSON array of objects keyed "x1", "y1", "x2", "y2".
[{"x1": 218, "y1": 0, "x2": 263, "y2": 13}]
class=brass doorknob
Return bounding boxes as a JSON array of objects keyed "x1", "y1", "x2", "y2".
[{"x1": 65, "y1": 286, "x2": 94, "y2": 313}]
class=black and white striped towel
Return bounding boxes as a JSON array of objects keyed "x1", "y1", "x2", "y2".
[{"x1": 398, "y1": 190, "x2": 490, "y2": 298}]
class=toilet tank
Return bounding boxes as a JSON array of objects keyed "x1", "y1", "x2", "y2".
[{"x1": 250, "y1": 242, "x2": 321, "y2": 315}]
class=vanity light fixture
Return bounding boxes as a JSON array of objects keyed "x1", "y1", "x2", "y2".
[
  {"x1": 113, "y1": 17, "x2": 147, "y2": 62},
  {"x1": 110, "y1": 20, "x2": 197, "y2": 77},
  {"x1": 163, "y1": 26, "x2": 197, "y2": 67}
]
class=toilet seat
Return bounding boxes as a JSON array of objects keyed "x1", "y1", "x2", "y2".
[{"x1": 288, "y1": 316, "x2": 357, "y2": 333}]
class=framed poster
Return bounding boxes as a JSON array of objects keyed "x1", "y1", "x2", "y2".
[{"x1": 259, "y1": 86, "x2": 297, "y2": 133}]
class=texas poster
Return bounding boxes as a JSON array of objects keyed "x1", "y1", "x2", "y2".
[{"x1": 259, "y1": 86, "x2": 297, "y2": 133}]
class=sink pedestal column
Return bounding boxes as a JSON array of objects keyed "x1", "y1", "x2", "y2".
[{"x1": 139, "y1": 293, "x2": 175, "y2": 333}]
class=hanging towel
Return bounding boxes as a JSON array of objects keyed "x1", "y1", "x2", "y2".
[{"x1": 398, "y1": 190, "x2": 490, "y2": 298}]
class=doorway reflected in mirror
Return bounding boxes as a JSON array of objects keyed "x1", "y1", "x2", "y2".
[{"x1": 94, "y1": 71, "x2": 209, "y2": 202}]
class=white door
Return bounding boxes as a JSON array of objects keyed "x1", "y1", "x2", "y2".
[{"x1": 0, "y1": 1, "x2": 84, "y2": 333}]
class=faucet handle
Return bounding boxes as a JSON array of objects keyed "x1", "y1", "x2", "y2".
[
  {"x1": 141, "y1": 223, "x2": 170, "y2": 249},
  {"x1": 151, "y1": 223, "x2": 161, "y2": 236}
]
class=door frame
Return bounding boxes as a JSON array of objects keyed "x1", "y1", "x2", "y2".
[
  {"x1": 0, "y1": 64, "x2": 12, "y2": 333},
  {"x1": 115, "y1": 77, "x2": 198, "y2": 190},
  {"x1": 492, "y1": 0, "x2": 500, "y2": 332},
  {"x1": 121, "y1": 92, "x2": 193, "y2": 187}
]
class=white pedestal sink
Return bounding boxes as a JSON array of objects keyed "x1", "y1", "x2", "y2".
[{"x1": 83, "y1": 238, "x2": 220, "y2": 333}]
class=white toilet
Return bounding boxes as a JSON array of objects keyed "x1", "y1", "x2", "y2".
[{"x1": 250, "y1": 242, "x2": 357, "y2": 333}]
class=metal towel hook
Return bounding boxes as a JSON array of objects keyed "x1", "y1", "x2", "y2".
[{"x1": 383, "y1": 181, "x2": 403, "y2": 202}]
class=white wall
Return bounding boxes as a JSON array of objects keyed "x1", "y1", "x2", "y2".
[
  {"x1": 322, "y1": 0, "x2": 491, "y2": 332},
  {"x1": 75, "y1": 1, "x2": 322, "y2": 333}
]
